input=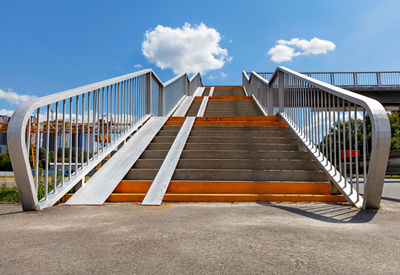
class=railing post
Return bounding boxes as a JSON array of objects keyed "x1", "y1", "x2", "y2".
[
  {"x1": 353, "y1": 73, "x2": 358, "y2": 86},
  {"x1": 145, "y1": 72, "x2": 151, "y2": 114},
  {"x1": 278, "y1": 70, "x2": 285, "y2": 113},
  {"x1": 377, "y1": 72, "x2": 382, "y2": 87},
  {"x1": 330, "y1": 73, "x2": 335, "y2": 85},
  {"x1": 267, "y1": 85, "x2": 274, "y2": 116},
  {"x1": 186, "y1": 76, "x2": 188, "y2": 95},
  {"x1": 158, "y1": 85, "x2": 164, "y2": 116}
]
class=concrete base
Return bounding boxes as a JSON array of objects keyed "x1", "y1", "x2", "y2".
[{"x1": 0, "y1": 200, "x2": 399, "y2": 274}]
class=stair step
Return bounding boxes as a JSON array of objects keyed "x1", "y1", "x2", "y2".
[
  {"x1": 153, "y1": 136, "x2": 296, "y2": 143},
  {"x1": 134, "y1": 159, "x2": 320, "y2": 170},
  {"x1": 190, "y1": 126, "x2": 290, "y2": 132},
  {"x1": 114, "y1": 181, "x2": 331, "y2": 194},
  {"x1": 194, "y1": 121, "x2": 287, "y2": 126},
  {"x1": 188, "y1": 131, "x2": 294, "y2": 137},
  {"x1": 172, "y1": 169, "x2": 328, "y2": 181},
  {"x1": 182, "y1": 143, "x2": 299, "y2": 151},
  {"x1": 106, "y1": 193, "x2": 346, "y2": 203},
  {"x1": 124, "y1": 169, "x2": 328, "y2": 181},
  {"x1": 188, "y1": 136, "x2": 297, "y2": 143},
  {"x1": 143, "y1": 150, "x2": 310, "y2": 159},
  {"x1": 141, "y1": 150, "x2": 313, "y2": 159}
]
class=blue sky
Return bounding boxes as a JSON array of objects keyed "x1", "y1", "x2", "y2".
[{"x1": 1, "y1": 0, "x2": 399, "y2": 114}]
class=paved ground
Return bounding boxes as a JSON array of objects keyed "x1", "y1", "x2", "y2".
[{"x1": 0, "y1": 197, "x2": 400, "y2": 274}]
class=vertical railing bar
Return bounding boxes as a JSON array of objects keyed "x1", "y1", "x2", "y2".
[
  {"x1": 337, "y1": 97, "x2": 341, "y2": 173},
  {"x1": 363, "y1": 109, "x2": 368, "y2": 183},
  {"x1": 69, "y1": 98, "x2": 72, "y2": 180},
  {"x1": 317, "y1": 89, "x2": 321, "y2": 156},
  {"x1": 342, "y1": 99, "x2": 347, "y2": 183},
  {"x1": 102, "y1": 87, "x2": 105, "y2": 152},
  {"x1": 300, "y1": 79, "x2": 304, "y2": 137},
  {"x1": 45, "y1": 105, "x2": 50, "y2": 200},
  {"x1": 124, "y1": 80, "x2": 127, "y2": 133},
  {"x1": 328, "y1": 93, "x2": 332, "y2": 169},
  {"x1": 92, "y1": 90, "x2": 96, "y2": 159},
  {"x1": 313, "y1": 88, "x2": 317, "y2": 152},
  {"x1": 75, "y1": 96, "x2": 79, "y2": 174},
  {"x1": 53, "y1": 102, "x2": 58, "y2": 191},
  {"x1": 106, "y1": 86, "x2": 110, "y2": 149},
  {"x1": 355, "y1": 105, "x2": 360, "y2": 197},
  {"x1": 324, "y1": 92, "x2": 330, "y2": 165},
  {"x1": 86, "y1": 92, "x2": 90, "y2": 164},
  {"x1": 35, "y1": 108, "x2": 40, "y2": 189},
  {"x1": 121, "y1": 80, "x2": 125, "y2": 135},
  {"x1": 61, "y1": 101, "x2": 65, "y2": 187},
  {"x1": 131, "y1": 78, "x2": 133, "y2": 125},
  {"x1": 332, "y1": 94, "x2": 337, "y2": 175},
  {"x1": 117, "y1": 82, "x2": 120, "y2": 139},
  {"x1": 348, "y1": 101, "x2": 353, "y2": 192},
  {"x1": 96, "y1": 88, "x2": 100, "y2": 155},
  {"x1": 81, "y1": 94, "x2": 85, "y2": 167},
  {"x1": 324, "y1": 91, "x2": 328, "y2": 162},
  {"x1": 306, "y1": 83, "x2": 310, "y2": 145},
  {"x1": 26, "y1": 117, "x2": 31, "y2": 162}
]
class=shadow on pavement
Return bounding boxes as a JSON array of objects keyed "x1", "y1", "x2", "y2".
[
  {"x1": 382, "y1": 197, "x2": 400, "y2": 203},
  {"x1": 0, "y1": 210, "x2": 23, "y2": 216},
  {"x1": 257, "y1": 202, "x2": 377, "y2": 223}
]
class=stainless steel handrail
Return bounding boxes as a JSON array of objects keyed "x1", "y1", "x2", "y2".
[
  {"x1": 248, "y1": 71, "x2": 400, "y2": 87},
  {"x1": 8, "y1": 69, "x2": 202, "y2": 210},
  {"x1": 243, "y1": 67, "x2": 391, "y2": 209}
]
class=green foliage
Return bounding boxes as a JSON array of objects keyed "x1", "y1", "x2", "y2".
[
  {"x1": 388, "y1": 112, "x2": 400, "y2": 150},
  {"x1": 320, "y1": 112, "x2": 400, "y2": 155},
  {"x1": 0, "y1": 184, "x2": 20, "y2": 202},
  {"x1": 0, "y1": 153, "x2": 12, "y2": 171}
]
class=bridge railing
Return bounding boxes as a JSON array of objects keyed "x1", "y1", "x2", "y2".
[
  {"x1": 243, "y1": 67, "x2": 391, "y2": 209},
  {"x1": 249, "y1": 71, "x2": 400, "y2": 87},
  {"x1": 8, "y1": 70, "x2": 202, "y2": 210}
]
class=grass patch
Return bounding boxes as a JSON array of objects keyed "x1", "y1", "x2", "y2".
[{"x1": 0, "y1": 184, "x2": 20, "y2": 203}]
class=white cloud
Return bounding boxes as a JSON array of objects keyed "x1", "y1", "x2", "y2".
[
  {"x1": 142, "y1": 23, "x2": 231, "y2": 74},
  {"x1": 134, "y1": 64, "x2": 143, "y2": 69},
  {"x1": 0, "y1": 89, "x2": 37, "y2": 105},
  {"x1": 0, "y1": 109, "x2": 14, "y2": 117},
  {"x1": 268, "y1": 37, "x2": 336, "y2": 63},
  {"x1": 268, "y1": 45, "x2": 301, "y2": 63}
]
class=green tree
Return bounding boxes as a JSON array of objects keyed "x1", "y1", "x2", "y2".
[{"x1": 0, "y1": 153, "x2": 12, "y2": 171}]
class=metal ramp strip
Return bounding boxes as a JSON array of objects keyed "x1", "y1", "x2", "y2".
[
  {"x1": 209, "y1": 87, "x2": 215, "y2": 96},
  {"x1": 197, "y1": 96, "x2": 209, "y2": 117},
  {"x1": 193, "y1": 87, "x2": 205, "y2": 97},
  {"x1": 142, "y1": 117, "x2": 196, "y2": 205},
  {"x1": 173, "y1": 96, "x2": 194, "y2": 117},
  {"x1": 66, "y1": 117, "x2": 168, "y2": 205}
]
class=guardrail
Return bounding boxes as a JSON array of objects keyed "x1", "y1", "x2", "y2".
[
  {"x1": 249, "y1": 71, "x2": 400, "y2": 87},
  {"x1": 8, "y1": 69, "x2": 202, "y2": 210},
  {"x1": 243, "y1": 67, "x2": 391, "y2": 209}
]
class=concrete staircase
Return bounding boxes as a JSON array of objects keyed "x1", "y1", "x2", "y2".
[{"x1": 104, "y1": 86, "x2": 346, "y2": 203}]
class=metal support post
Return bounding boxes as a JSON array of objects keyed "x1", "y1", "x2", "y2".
[
  {"x1": 145, "y1": 72, "x2": 151, "y2": 114},
  {"x1": 158, "y1": 85, "x2": 164, "y2": 116},
  {"x1": 278, "y1": 71, "x2": 285, "y2": 112},
  {"x1": 267, "y1": 85, "x2": 274, "y2": 116}
]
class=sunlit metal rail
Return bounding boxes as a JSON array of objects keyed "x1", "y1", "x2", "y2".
[
  {"x1": 248, "y1": 71, "x2": 400, "y2": 88},
  {"x1": 243, "y1": 68, "x2": 391, "y2": 209},
  {"x1": 7, "y1": 69, "x2": 202, "y2": 210}
]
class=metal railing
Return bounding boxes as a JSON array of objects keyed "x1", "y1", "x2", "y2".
[
  {"x1": 8, "y1": 69, "x2": 202, "y2": 210},
  {"x1": 243, "y1": 68, "x2": 391, "y2": 209},
  {"x1": 249, "y1": 71, "x2": 400, "y2": 87}
]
